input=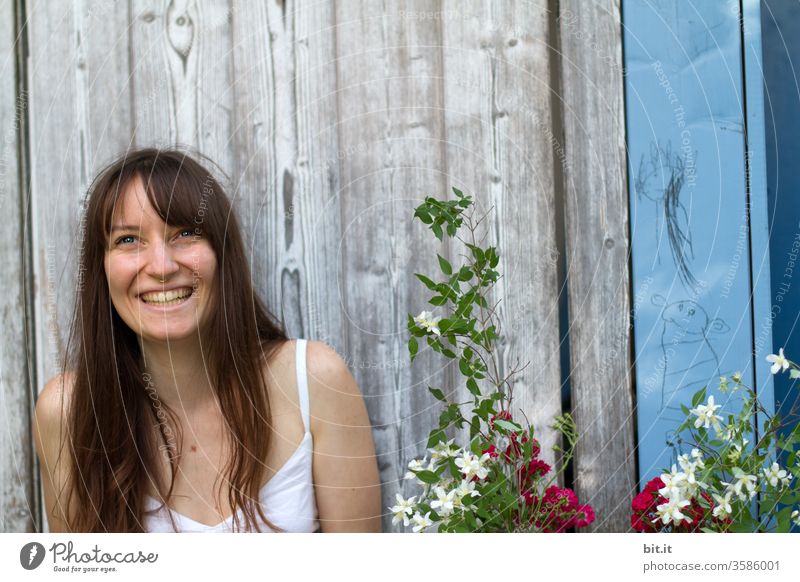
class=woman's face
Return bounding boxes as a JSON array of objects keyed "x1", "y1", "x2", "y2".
[{"x1": 103, "y1": 175, "x2": 217, "y2": 343}]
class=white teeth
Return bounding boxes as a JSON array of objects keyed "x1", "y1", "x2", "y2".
[{"x1": 140, "y1": 288, "x2": 193, "y2": 304}]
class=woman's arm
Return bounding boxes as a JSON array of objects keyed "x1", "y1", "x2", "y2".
[
  {"x1": 307, "y1": 341, "x2": 382, "y2": 532},
  {"x1": 32, "y1": 373, "x2": 76, "y2": 533}
]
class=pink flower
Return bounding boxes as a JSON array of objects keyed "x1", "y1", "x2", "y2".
[
  {"x1": 519, "y1": 459, "x2": 551, "y2": 489},
  {"x1": 573, "y1": 504, "x2": 595, "y2": 528}
]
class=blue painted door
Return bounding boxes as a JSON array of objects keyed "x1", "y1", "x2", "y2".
[{"x1": 622, "y1": 1, "x2": 777, "y2": 484}]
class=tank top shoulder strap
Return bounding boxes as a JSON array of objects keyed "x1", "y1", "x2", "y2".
[{"x1": 295, "y1": 339, "x2": 310, "y2": 433}]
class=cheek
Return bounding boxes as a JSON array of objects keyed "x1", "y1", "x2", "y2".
[
  {"x1": 104, "y1": 254, "x2": 138, "y2": 296},
  {"x1": 191, "y1": 246, "x2": 217, "y2": 281}
]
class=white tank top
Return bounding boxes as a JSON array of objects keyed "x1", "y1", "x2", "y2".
[{"x1": 142, "y1": 339, "x2": 320, "y2": 532}]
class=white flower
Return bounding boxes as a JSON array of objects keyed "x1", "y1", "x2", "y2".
[
  {"x1": 389, "y1": 493, "x2": 417, "y2": 526},
  {"x1": 430, "y1": 486, "x2": 457, "y2": 516},
  {"x1": 727, "y1": 439, "x2": 749, "y2": 463},
  {"x1": 654, "y1": 496, "x2": 692, "y2": 526},
  {"x1": 454, "y1": 451, "x2": 492, "y2": 481},
  {"x1": 719, "y1": 376, "x2": 729, "y2": 393},
  {"x1": 413, "y1": 311, "x2": 442, "y2": 336},
  {"x1": 658, "y1": 465, "x2": 688, "y2": 499},
  {"x1": 411, "y1": 510, "x2": 433, "y2": 533},
  {"x1": 453, "y1": 479, "x2": 481, "y2": 504},
  {"x1": 690, "y1": 395, "x2": 724, "y2": 435},
  {"x1": 723, "y1": 470, "x2": 758, "y2": 502},
  {"x1": 723, "y1": 424, "x2": 736, "y2": 442},
  {"x1": 712, "y1": 491, "x2": 733, "y2": 519},
  {"x1": 766, "y1": 348, "x2": 790, "y2": 374},
  {"x1": 677, "y1": 451, "x2": 708, "y2": 495},
  {"x1": 792, "y1": 509, "x2": 800, "y2": 527},
  {"x1": 731, "y1": 371, "x2": 743, "y2": 384},
  {"x1": 404, "y1": 457, "x2": 427, "y2": 481},
  {"x1": 762, "y1": 462, "x2": 790, "y2": 489},
  {"x1": 428, "y1": 439, "x2": 460, "y2": 463}
]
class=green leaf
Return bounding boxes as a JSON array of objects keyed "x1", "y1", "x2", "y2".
[
  {"x1": 432, "y1": 223, "x2": 443, "y2": 240},
  {"x1": 467, "y1": 244, "x2": 485, "y2": 263},
  {"x1": 466, "y1": 378, "x2": 481, "y2": 397},
  {"x1": 429, "y1": 295, "x2": 448, "y2": 306},
  {"x1": 408, "y1": 337, "x2": 418, "y2": 361},
  {"x1": 470, "y1": 415, "x2": 481, "y2": 440},
  {"x1": 691, "y1": 387, "x2": 707, "y2": 407},
  {"x1": 415, "y1": 470, "x2": 440, "y2": 485},
  {"x1": 437, "y1": 254, "x2": 453, "y2": 275},
  {"x1": 487, "y1": 247, "x2": 499, "y2": 268},
  {"x1": 428, "y1": 386, "x2": 446, "y2": 402},
  {"x1": 441, "y1": 348, "x2": 457, "y2": 359},
  {"x1": 414, "y1": 208, "x2": 433, "y2": 225},
  {"x1": 494, "y1": 419, "x2": 523, "y2": 432},
  {"x1": 458, "y1": 266, "x2": 473, "y2": 281},
  {"x1": 426, "y1": 429, "x2": 446, "y2": 448},
  {"x1": 414, "y1": 273, "x2": 439, "y2": 291},
  {"x1": 459, "y1": 358, "x2": 473, "y2": 377}
]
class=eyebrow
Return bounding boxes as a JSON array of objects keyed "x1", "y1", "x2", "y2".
[{"x1": 110, "y1": 225, "x2": 143, "y2": 233}]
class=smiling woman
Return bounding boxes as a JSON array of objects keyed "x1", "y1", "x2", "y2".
[{"x1": 32, "y1": 148, "x2": 382, "y2": 533}]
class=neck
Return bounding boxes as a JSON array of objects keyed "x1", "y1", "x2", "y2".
[{"x1": 138, "y1": 334, "x2": 216, "y2": 415}]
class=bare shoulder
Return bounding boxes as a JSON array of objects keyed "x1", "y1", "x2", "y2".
[
  {"x1": 34, "y1": 371, "x2": 76, "y2": 437},
  {"x1": 304, "y1": 340, "x2": 368, "y2": 426},
  {"x1": 303, "y1": 340, "x2": 381, "y2": 532},
  {"x1": 34, "y1": 371, "x2": 77, "y2": 532},
  {"x1": 305, "y1": 341, "x2": 353, "y2": 384}
]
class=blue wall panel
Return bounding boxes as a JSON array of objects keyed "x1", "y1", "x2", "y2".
[
  {"x1": 623, "y1": 2, "x2": 756, "y2": 483},
  {"x1": 760, "y1": 0, "x2": 800, "y2": 434}
]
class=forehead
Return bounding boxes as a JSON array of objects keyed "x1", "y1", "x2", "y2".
[{"x1": 109, "y1": 175, "x2": 163, "y2": 227}]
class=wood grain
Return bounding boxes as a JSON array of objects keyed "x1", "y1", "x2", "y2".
[{"x1": 558, "y1": 0, "x2": 637, "y2": 532}]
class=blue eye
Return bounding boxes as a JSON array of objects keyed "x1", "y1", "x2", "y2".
[
  {"x1": 177, "y1": 228, "x2": 195, "y2": 239},
  {"x1": 115, "y1": 235, "x2": 136, "y2": 245}
]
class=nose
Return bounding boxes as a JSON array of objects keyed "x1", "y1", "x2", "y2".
[{"x1": 143, "y1": 238, "x2": 180, "y2": 282}]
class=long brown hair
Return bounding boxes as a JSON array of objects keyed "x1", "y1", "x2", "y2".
[{"x1": 59, "y1": 147, "x2": 289, "y2": 532}]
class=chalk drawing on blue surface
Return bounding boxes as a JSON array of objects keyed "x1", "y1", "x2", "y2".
[
  {"x1": 651, "y1": 294, "x2": 731, "y2": 420},
  {"x1": 635, "y1": 142, "x2": 701, "y2": 294},
  {"x1": 664, "y1": 429, "x2": 685, "y2": 469}
]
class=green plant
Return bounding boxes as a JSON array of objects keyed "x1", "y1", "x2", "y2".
[
  {"x1": 631, "y1": 350, "x2": 800, "y2": 533},
  {"x1": 390, "y1": 187, "x2": 594, "y2": 533}
]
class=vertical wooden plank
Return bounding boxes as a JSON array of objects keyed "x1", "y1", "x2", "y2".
[
  {"x1": 27, "y1": 0, "x2": 134, "y2": 531},
  {"x1": 229, "y1": 0, "x2": 343, "y2": 350},
  {"x1": 558, "y1": 0, "x2": 636, "y2": 531},
  {"x1": 193, "y1": 1, "x2": 233, "y2": 171},
  {"x1": 27, "y1": 0, "x2": 82, "y2": 534},
  {"x1": 335, "y1": 1, "x2": 447, "y2": 532},
  {"x1": 0, "y1": 0, "x2": 33, "y2": 532},
  {"x1": 440, "y1": 0, "x2": 562, "y2": 473},
  {"x1": 130, "y1": 0, "x2": 202, "y2": 148}
]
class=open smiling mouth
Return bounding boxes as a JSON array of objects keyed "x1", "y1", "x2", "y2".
[{"x1": 138, "y1": 287, "x2": 196, "y2": 308}]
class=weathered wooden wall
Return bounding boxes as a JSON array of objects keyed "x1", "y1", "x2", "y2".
[
  {"x1": 0, "y1": 0, "x2": 34, "y2": 532},
  {"x1": 559, "y1": 0, "x2": 636, "y2": 531},
  {"x1": 1, "y1": 0, "x2": 633, "y2": 532}
]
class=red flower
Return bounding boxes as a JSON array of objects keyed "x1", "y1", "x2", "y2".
[
  {"x1": 489, "y1": 410, "x2": 513, "y2": 431},
  {"x1": 573, "y1": 504, "x2": 595, "y2": 528},
  {"x1": 630, "y1": 478, "x2": 666, "y2": 533},
  {"x1": 519, "y1": 459, "x2": 551, "y2": 488},
  {"x1": 630, "y1": 478, "x2": 732, "y2": 533},
  {"x1": 502, "y1": 432, "x2": 540, "y2": 463},
  {"x1": 482, "y1": 444, "x2": 499, "y2": 459}
]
